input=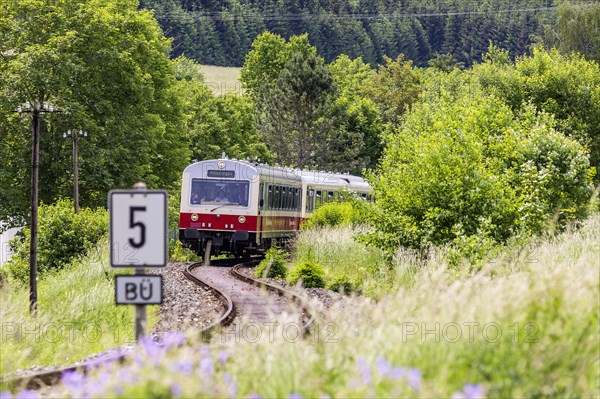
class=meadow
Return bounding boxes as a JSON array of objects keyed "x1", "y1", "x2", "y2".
[
  {"x1": 0, "y1": 242, "x2": 158, "y2": 376},
  {"x1": 201, "y1": 65, "x2": 242, "y2": 96},
  {"x1": 36, "y1": 213, "x2": 600, "y2": 398}
]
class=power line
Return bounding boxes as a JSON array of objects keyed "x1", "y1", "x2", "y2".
[{"x1": 151, "y1": 6, "x2": 558, "y2": 22}]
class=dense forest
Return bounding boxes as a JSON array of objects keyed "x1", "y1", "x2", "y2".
[{"x1": 141, "y1": 0, "x2": 562, "y2": 67}]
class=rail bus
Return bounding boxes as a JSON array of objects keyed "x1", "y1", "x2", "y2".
[{"x1": 178, "y1": 156, "x2": 371, "y2": 262}]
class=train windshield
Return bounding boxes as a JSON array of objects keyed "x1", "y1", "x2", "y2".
[{"x1": 190, "y1": 179, "x2": 250, "y2": 207}]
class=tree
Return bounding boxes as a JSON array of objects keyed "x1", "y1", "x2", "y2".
[
  {"x1": 0, "y1": 0, "x2": 188, "y2": 226},
  {"x1": 240, "y1": 32, "x2": 316, "y2": 99},
  {"x1": 360, "y1": 55, "x2": 422, "y2": 126},
  {"x1": 256, "y1": 50, "x2": 339, "y2": 169},
  {"x1": 556, "y1": 1, "x2": 600, "y2": 62}
]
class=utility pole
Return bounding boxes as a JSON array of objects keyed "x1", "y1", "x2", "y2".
[
  {"x1": 17, "y1": 100, "x2": 59, "y2": 314},
  {"x1": 63, "y1": 130, "x2": 88, "y2": 214}
]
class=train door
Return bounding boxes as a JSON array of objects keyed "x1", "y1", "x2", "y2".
[{"x1": 258, "y1": 183, "x2": 264, "y2": 243}]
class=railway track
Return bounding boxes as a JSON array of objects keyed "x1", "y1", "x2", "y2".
[{"x1": 1, "y1": 258, "x2": 315, "y2": 391}]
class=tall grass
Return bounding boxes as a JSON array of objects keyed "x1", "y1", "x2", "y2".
[
  {"x1": 290, "y1": 226, "x2": 387, "y2": 296},
  {"x1": 0, "y1": 241, "x2": 157, "y2": 375},
  {"x1": 47, "y1": 214, "x2": 599, "y2": 398}
]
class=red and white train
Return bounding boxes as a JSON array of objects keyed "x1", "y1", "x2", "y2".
[{"x1": 178, "y1": 156, "x2": 371, "y2": 261}]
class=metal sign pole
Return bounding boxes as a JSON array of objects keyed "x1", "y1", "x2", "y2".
[
  {"x1": 133, "y1": 182, "x2": 148, "y2": 341},
  {"x1": 134, "y1": 267, "x2": 146, "y2": 341}
]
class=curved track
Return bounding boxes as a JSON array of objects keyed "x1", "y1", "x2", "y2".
[{"x1": 1, "y1": 258, "x2": 315, "y2": 391}]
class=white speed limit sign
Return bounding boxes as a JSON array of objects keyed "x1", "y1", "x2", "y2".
[{"x1": 109, "y1": 190, "x2": 168, "y2": 267}]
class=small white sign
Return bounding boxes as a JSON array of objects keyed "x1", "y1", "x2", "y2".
[
  {"x1": 109, "y1": 190, "x2": 167, "y2": 267},
  {"x1": 115, "y1": 275, "x2": 163, "y2": 305}
]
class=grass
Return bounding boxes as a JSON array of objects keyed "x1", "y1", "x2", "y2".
[
  {"x1": 290, "y1": 226, "x2": 388, "y2": 296},
  {"x1": 0, "y1": 240, "x2": 158, "y2": 376},
  {"x1": 201, "y1": 65, "x2": 242, "y2": 96},
  {"x1": 37, "y1": 214, "x2": 600, "y2": 398}
]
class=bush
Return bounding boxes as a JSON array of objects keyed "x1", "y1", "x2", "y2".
[
  {"x1": 289, "y1": 260, "x2": 325, "y2": 288},
  {"x1": 302, "y1": 202, "x2": 362, "y2": 230},
  {"x1": 255, "y1": 246, "x2": 287, "y2": 279},
  {"x1": 327, "y1": 275, "x2": 356, "y2": 294},
  {"x1": 363, "y1": 88, "x2": 595, "y2": 263},
  {"x1": 6, "y1": 199, "x2": 108, "y2": 282}
]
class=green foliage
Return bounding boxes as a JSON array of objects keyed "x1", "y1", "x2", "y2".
[
  {"x1": 303, "y1": 202, "x2": 362, "y2": 230},
  {"x1": 6, "y1": 199, "x2": 108, "y2": 282},
  {"x1": 0, "y1": 267, "x2": 7, "y2": 287},
  {"x1": 189, "y1": 93, "x2": 272, "y2": 163},
  {"x1": 1, "y1": 240, "x2": 158, "y2": 375},
  {"x1": 256, "y1": 46, "x2": 339, "y2": 169},
  {"x1": 554, "y1": 1, "x2": 600, "y2": 62},
  {"x1": 292, "y1": 226, "x2": 387, "y2": 297},
  {"x1": 143, "y1": 0, "x2": 556, "y2": 68},
  {"x1": 360, "y1": 55, "x2": 422, "y2": 125},
  {"x1": 255, "y1": 246, "x2": 287, "y2": 279},
  {"x1": 289, "y1": 260, "x2": 325, "y2": 288},
  {"x1": 327, "y1": 275, "x2": 356, "y2": 294},
  {"x1": 364, "y1": 86, "x2": 595, "y2": 262},
  {"x1": 472, "y1": 47, "x2": 600, "y2": 181},
  {"x1": 0, "y1": 0, "x2": 189, "y2": 226}
]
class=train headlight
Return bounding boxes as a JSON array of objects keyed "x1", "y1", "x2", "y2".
[
  {"x1": 191, "y1": 213, "x2": 199, "y2": 222},
  {"x1": 238, "y1": 216, "x2": 246, "y2": 224}
]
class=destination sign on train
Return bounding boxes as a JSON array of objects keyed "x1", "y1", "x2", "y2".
[{"x1": 207, "y1": 170, "x2": 235, "y2": 178}]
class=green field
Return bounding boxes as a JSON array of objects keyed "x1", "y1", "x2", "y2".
[{"x1": 201, "y1": 65, "x2": 242, "y2": 96}]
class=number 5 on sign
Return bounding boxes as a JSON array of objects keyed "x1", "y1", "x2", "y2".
[{"x1": 109, "y1": 190, "x2": 168, "y2": 267}]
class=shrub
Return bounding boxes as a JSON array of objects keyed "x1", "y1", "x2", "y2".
[
  {"x1": 302, "y1": 202, "x2": 362, "y2": 230},
  {"x1": 289, "y1": 260, "x2": 325, "y2": 288},
  {"x1": 363, "y1": 87, "x2": 595, "y2": 263},
  {"x1": 255, "y1": 246, "x2": 287, "y2": 279},
  {"x1": 327, "y1": 275, "x2": 356, "y2": 294},
  {"x1": 6, "y1": 199, "x2": 108, "y2": 282}
]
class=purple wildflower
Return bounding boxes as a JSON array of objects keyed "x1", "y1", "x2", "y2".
[
  {"x1": 218, "y1": 351, "x2": 230, "y2": 365},
  {"x1": 390, "y1": 367, "x2": 405, "y2": 380},
  {"x1": 375, "y1": 356, "x2": 392, "y2": 377},
  {"x1": 15, "y1": 391, "x2": 40, "y2": 399},
  {"x1": 198, "y1": 356, "x2": 215, "y2": 379},
  {"x1": 356, "y1": 357, "x2": 371, "y2": 385},
  {"x1": 170, "y1": 383, "x2": 183, "y2": 398},
  {"x1": 406, "y1": 368, "x2": 421, "y2": 391},
  {"x1": 223, "y1": 372, "x2": 238, "y2": 397},
  {"x1": 288, "y1": 393, "x2": 303, "y2": 399},
  {"x1": 248, "y1": 393, "x2": 262, "y2": 399},
  {"x1": 462, "y1": 384, "x2": 485, "y2": 399},
  {"x1": 162, "y1": 332, "x2": 186, "y2": 349},
  {"x1": 0, "y1": 392, "x2": 12, "y2": 399},
  {"x1": 173, "y1": 359, "x2": 194, "y2": 376},
  {"x1": 139, "y1": 336, "x2": 162, "y2": 357},
  {"x1": 61, "y1": 370, "x2": 85, "y2": 395}
]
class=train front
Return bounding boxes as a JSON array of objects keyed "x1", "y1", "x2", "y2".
[{"x1": 179, "y1": 159, "x2": 259, "y2": 259}]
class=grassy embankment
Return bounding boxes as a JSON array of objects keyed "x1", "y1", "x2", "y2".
[
  {"x1": 201, "y1": 65, "x2": 242, "y2": 96},
  {"x1": 0, "y1": 241, "x2": 158, "y2": 376},
  {"x1": 44, "y1": 213, "x2": 600, "y2": 398}
]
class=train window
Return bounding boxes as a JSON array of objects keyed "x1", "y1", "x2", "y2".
[
  {"x1": 259, "y1": 184, "x2": 264, "y2": 208},
  {"x1": 282, "y1": 187, "x2": 288, "y2": 210},
  {"x1": 275, "y1": 186, "x2": 281, "y2": 209},
  {"x1": 190, "y1": 178, "x2": 250, "y2": 207},
  {"x1": 316, "y1": 190, "x2": 322, "y2": 208},
  {"x1": 361, "y1": 193, "x2": 367, "y2": 199},
  {"x1": 294, "y1": 188, "x2": 300, "y2": 210},
  {"x1": 268, "y1": 185, "x2": 273, "y2": 209},
  {"x1": 306, "y1": 189, "x2": 314, "y2": 212}
]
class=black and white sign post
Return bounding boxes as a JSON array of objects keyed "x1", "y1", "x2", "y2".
[{"x1": 109, "y1": 184, "x2": 167, "y2": 341}]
